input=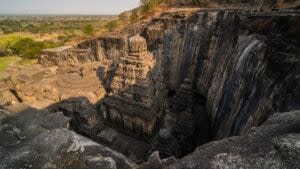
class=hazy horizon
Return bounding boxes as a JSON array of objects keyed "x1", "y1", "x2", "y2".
[{"x1": 0, "y1": 0, "x2": 140, "y2": 15}]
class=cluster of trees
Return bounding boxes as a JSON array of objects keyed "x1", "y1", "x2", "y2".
[
  {"x1": 0, "y1": 18, "x2": 104, "y2": 35},
  {"x1": 58, "y1": 24, "x2": 96, "y2": 42},
  {"x1": 104, "y1": 21, "x2": 119, "y2": 32},
  {"x1": 0, "y1": 19, "x2": 56, "y2": 34},
  {"x1": 0, "y1": 36, "x2": 61, "y2": 59},
  {"x1": 118, "y1": 0, "x2": 164, "y2": 24},
  {"x1": 140, "y1": 0, "x2": 163, "y2": 14},
  {"x1": 10, "y1": 38, "x2": 61, "y2": 59}
]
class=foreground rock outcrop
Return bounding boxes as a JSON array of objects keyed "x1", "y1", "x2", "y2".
[
  {"x1": 0, "y1": 108, "x2": 137, "y2": 169},
  {"x1": 166, "y1": 110, "x2": 300, "y2": 169}
]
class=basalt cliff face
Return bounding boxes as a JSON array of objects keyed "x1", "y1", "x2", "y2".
[
  {"x1": 168, "y1": 0, "x2": 300, "y2": 9},
  {"x1": 145, "y1": 9, "x2": 300, "y2": 140},
  {"x1": 1, "y1": 2, "x2": 300, "y2": 169}
]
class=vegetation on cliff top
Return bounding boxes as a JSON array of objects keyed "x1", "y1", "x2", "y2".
[
  {"x1": 117, "y1": 0, "x2": 164, "y2": 25},
  {"x1": 0, "y1": 16, "x2": 119, "y2": 71},
  {"x1": 0, "y1": 34, "x2": 62, "y2": 59}
]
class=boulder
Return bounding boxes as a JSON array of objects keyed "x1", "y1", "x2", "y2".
[{"x1": 0, "y1": 108, "x2": 137, "y2": 169}]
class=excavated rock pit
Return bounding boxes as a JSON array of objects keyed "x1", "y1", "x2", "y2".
[{"x1": 0, "y1": 6, "x2": 300, "y2": 169}]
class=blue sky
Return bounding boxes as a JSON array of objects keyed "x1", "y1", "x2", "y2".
[{"x1": 0, "y1": 0, "x2": 140, "y2": 15}]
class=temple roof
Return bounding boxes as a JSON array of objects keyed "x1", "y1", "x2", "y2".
[{"x1": 129, "y1": 34, "x2": 147, "y2": 53}]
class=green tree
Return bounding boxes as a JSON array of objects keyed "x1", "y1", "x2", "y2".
[
  {"x1": 10, "y1": 38, "x2": 61, "y2": 59},
  {"x1": 1, "y1": 26, "x2": 13, "y2": 34},
  {"x1": 83, "y1": 24, "x2": 94, "y2": 35},
  {"x1": 105, "y1": 20, "x2": 119, "y2": 32},
  {"x1": 130, "y1": 10, "x2": 139, "y2": 22},
  {"x1": 10, "y1": 38, "x2": 43, "y2": 59},
  {"x1": 119, "y1": 13, "x2": 128, "y2": 23},
  {"x1": 141, "y1": 0, "x2": 163, "y2": 15}
]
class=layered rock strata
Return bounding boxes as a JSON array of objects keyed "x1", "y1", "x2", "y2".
[
  {"x1": 39, "y1": 46, "x2": 99, "y2": 66},
  {"x1": 143, "y1": 9, "x2": 300, "y2": 139},
  {"x1": 39, "y1": 35, "x2": 129, "y2": 66},
  {"x1": 0, "y1": 63, "x2": 106, "y2": 109},
  {"x1": 167, "y1": 0, "x2": 300, "y2": 10}
]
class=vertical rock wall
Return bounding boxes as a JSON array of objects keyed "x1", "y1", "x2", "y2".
[
  {"x1": 167, "y1": 0, "x2": 299, "y2": 10},
  {"x1": 145, "y1": 10, "x2": 300, "y2": 139}
]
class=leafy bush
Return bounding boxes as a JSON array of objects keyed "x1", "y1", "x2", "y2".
[
  {"x1": 104, "y1": 20, "x2": 119, "y2": 32},
  {"x1": 58, "y1": 35, "x2": 73, "y2": 42},
  {"x1": 141, "y1": 0, "x2": 163, "y2": 15},
  {"x1": 119, "y1": 13, "x2": 129, "y2": 23},
  {"x1": 10, "y1": 38, "x2": 61, "y2": 59},
  {"x1": 82, "y1": 24, "x2": 94, "y2": 35},
  {"x1": 1, "y1": 26, "x2": 13, "y2": 34},
  {"x1": 0, "y1": 17, "x2": 110, "y2": 34},
  {"x1": 58, "y1": 31, "x2": 76, "y2": 42},
  {"x1": 10, "y1": 38, "x2": 42, "y2": 59},
  {"x1": 130, "y1": 10, "x2": 139, "y2": 22},
  {"x1": 0, "y1": 35, "x2": 24, "y2": 50}
]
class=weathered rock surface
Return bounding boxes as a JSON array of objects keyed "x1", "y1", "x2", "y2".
[
  {"x1": 39, "y1": 46, "x2": 99, "y2": 66},
  {"x1": 0, "y1": 63, "x2": 107, "y2": 109},
  {"x1": 165, "y1": 110, "x2": 300, "y2": 169},
  {"x1": 167, "y1": 0, "x2": 300, "y2": 10},
  {"x1": 138, "y1": 9, "x2": 300, "y2": 141},
  {"x1": 0, "y1": 108, "x2": 137, "y2": 169},
  {"x1": 45, "y1": 96, "x2": 151, "y2": 164}
]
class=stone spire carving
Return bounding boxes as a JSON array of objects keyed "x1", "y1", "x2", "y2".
[
  {"x1": 129, "y1": 34, "x2": 148, "y2": 53},
  {"x1": 102, "y1": 34, "x2": 164, "y2": 137}
]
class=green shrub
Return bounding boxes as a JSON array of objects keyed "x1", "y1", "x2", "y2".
[
  {"x1": 26, "y1": 24, "x2": 40, "y2": 33},
  {"x1": 82, "y1": 24, "x2": 94, "y2": 35},
  {"x1": 141, "y1": 0, "x2": 163, "y2": 15},
  {"x1": 58, "y1": 35, "x2": 71, "y2": 42},
  {"x1": 104, "y1": 20, "x2": 119, "y2": 32},
  {"x1": 58, "y1": 30, "x2": 76, "y2": 42},
  {"x1": 0, "y1": 35, "x2": 27, "y2": 54},
  {"x1": 10, "y1": 38, "x2": 42, "y2": 59},
  {"x1": 10, "y1": 38, "x2": 61, "y2": 59},
  {"x1": 43, "y1": 41, "x2": 62, "y2": 49},
  {"x1": 130, "y1": 10, "x2": 139, "y2": 22},
  {"x1": 119, "y1": 13, "x2": 129, "y2": 23},
  {"x1": 1, "y1": 26, "x2": 13, "y2": 34}
]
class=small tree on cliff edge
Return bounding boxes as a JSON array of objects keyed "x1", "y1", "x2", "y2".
[
  {"x1": 141, "y1": 0, "x2": 163, "y2": 15},
  {"x1": 140, "y1": 0, "x2": 150, "y2": 5},
  {"x1": 130, "y1": 10, "x2": 139, "y2": 22}
]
